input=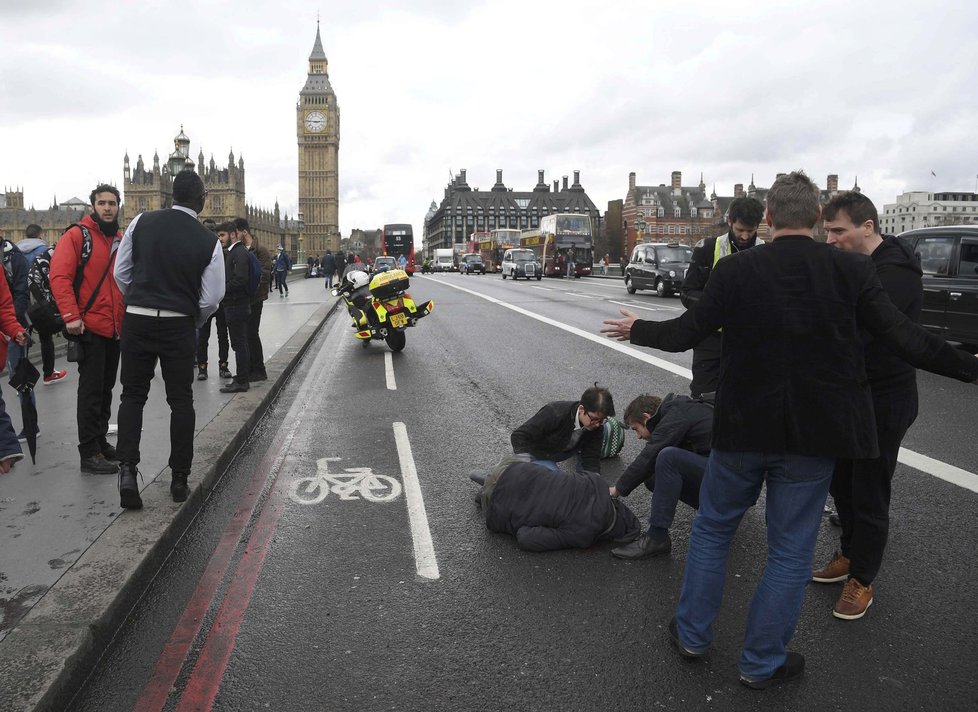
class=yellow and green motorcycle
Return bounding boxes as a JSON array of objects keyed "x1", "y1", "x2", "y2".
[{"x1": 332, "y1": 269, "x2": 434, "y2": 352}]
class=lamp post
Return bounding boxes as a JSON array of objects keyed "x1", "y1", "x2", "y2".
[
  {"x1": 634, "y1": 216, "x2": 647, "y2": 245},
  {"x1": 297, "y1": 211, "x2": 306, "y2": 266}
]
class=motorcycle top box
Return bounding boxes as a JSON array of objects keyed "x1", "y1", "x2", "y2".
[{"x1": 369, "y1": 269, "x2": 410, "y2": 300}]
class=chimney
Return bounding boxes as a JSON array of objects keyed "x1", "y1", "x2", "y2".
[
  {"x1": 562, "y1": 176, "x2": 569, "y2": 191},
  {"x1": 460, "y1": 168, "x2": 467, "y2": 183},
  {"x1": 629, "y1": 172, "x2": 636, "y2": 190},
  {"x1": 496, "y1": 169, "x2": 503, "y2": 183},
  {"x1": 671, "y1": 171, "x2": 682, "y2": 189},
  {"x1": 827, "y1": 174, "x2": 839, "y2": 192},
  {"x1": 554, "y1": 180, "x2": 559, "y2": 192},
  {"x1": 538, "y1": 169, "x2": 545, "y2": 184},
  {"x1": 734, "y1": 183, "x2": 744, "y2": 198},
  {"x1": 573, "y1": 170, "x2": 580, "y2": 186}
]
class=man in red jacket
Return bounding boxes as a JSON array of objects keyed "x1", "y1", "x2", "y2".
[
  {"x1": 50, "y1": 184, "x2": 125, "y2": 475},
  {"x1": 0, "y1": 273, "x2": 28, "y2": 474}
]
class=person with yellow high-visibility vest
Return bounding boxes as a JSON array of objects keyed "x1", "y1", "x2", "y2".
[{"x1": 680, "y1": 197, "x2": 765, "y2": 398}]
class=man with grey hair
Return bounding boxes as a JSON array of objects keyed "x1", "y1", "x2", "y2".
[{"x1": 602, "y1": 171, "x2": 978, "y2": 690}]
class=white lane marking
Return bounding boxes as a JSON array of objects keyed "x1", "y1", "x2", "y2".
[
  {"x1": 393, "y1": 422, "x2": 440, "y2": 580},
  {"x1": 427, "y1": 277, "x2": 692, "y2": 379},
  {"x1": 385, "y1": 351, "x2": 396, "y2": 390},
  {"x1": 899, "y1": 448, "x2": 978, "y2": 494},
  {"x1": 530, "y1": 286, "x2": 553, "y2": 292},
  {"x1": 427, "y1": 276, "x2": 978, "y2": 489},
  {"x1": 609, "y1": 300, "x2": 679, "y2": 313},
  {"x1": 565, "y1": 292, "x2": 597, "y2": 299}
]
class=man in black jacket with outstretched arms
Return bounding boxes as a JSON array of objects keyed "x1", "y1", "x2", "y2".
[{"x1": 602, "y1": 171, "x2": 978, "y2": 691}]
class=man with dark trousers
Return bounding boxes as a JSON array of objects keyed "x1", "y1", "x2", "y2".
[
  {"x1": 50, "y1": 184, "x2": 126, "y2": 475},
  {"x1": 680, "y1": 196, "x2": 765, "y2": 398},
  {"x1": 113, "y1": 171, "x2": 224, "y2": 509},
  {"x1": 812, "y1": 191, "x2": 923, "y2": 619},
  {"x1": 196, "y1": 220, "x2": 230, "y2": 381},
  {"x1": 234, "y1": 218, "x2": 271, "y2": 382},
  {"x1": 218, "y1": 222, "x2": 252, "y2": 393},
  {"x1": 602, "y1": 171, "x2": 978, "y2": 690},
  {"x1": 511, "y1": 385, "x2": 614, "y2": 474},
  {"x1": 609, "y1": 393, "x2": 713, "y2": 560}
]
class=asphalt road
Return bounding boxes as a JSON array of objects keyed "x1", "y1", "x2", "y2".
[{"x1": 68, "y1": 273, "x2": 978, "y2": 711}]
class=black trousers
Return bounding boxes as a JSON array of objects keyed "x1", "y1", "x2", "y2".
[
  {"x1": 690, "y1": 331, "x2": 722, "y2": 398},
  {"x1": 274, "y1": 271, "x2": 289, "y2": 293},
  {"x1": 76, "y1": 333, "x2": 120, "y2": 458},
  {"x1": 197, "y1": 307, "x2": 228, "y2": 366},
  {"x1": 224, "y1": 303, "x2": 251, "y2": 384},
  {"x1": 247, "y1": 300, "x2": 266, "y2": 376},
  {"x1": 117, "y1": 313, "x2": 196, "y2": 472},
  {"x1": 830, "y1": 388, "x2": 918, "y2": 586},
  {"x1": 40, "y1": 330, "x2": 56, "y2": 377}
]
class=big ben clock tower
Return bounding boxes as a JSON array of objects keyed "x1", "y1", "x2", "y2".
[{"x1": 297, "y1": 22, "x2": 340, "y2": 254}]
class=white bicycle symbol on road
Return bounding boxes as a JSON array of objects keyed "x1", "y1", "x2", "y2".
[{"x1": 289, "y1": 457, "x2": 402, "y2": 505}]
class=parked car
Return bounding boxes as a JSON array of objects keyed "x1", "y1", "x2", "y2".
[
  {"x1": 501, "y1": 248, "x2": 542, "y2": 280},
  {"x1": 460, "y1": 253, "x2": 486, "y2": 275},
  {"x1": 371, "y1": 256, "x2": 397, "y2": 274},
  {"x1": 623, "y1": 242, "x2": 693, "y2": 297},
  {"x1": 897, "y1": 225, "x2": 978, "y2": 352}
]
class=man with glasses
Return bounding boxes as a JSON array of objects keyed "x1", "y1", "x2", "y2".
[{"x1": 511, "y1": 385, "x2": 614, "y2": 474}]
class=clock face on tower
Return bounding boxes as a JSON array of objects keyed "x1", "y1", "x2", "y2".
[{"x1": 304, "y1": 111, "x2": 326, "y2": 133}]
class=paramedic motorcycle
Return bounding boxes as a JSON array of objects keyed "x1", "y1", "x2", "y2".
[{"x1": 332, "y1": 269, "x2": 434, "y2": 352}]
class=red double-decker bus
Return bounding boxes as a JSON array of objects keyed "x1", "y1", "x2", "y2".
[{"x1": 383, "y1": 224, "x2": 415, "y2": 275}]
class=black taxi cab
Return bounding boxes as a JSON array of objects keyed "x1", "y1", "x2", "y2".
[
  {"x1": 897, "y1": 225, "x2": 978, "y2": 352},
  {"x1": 624, "y1": 242, "x2": 693, "y2": 297}
]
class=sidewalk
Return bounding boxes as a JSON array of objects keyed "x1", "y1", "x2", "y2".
[{"x1": 0, "y1": 275, "x2": 337, "y2": 711}]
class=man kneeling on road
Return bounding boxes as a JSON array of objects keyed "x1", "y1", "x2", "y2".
[
  {"x1": 511, "y1": 385, "x2": 613, "y2": 474},
  {"x1": 471, "y1": 454, "x2": 640, "y2": 552},
  {"x1": 610, "y1": 393, "x2": 713, "y2": 560}
]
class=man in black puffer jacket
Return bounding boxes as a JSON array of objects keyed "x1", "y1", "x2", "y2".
[
  {"x1": 609, "y1": 393, "x2": 714, "y2": 560},
  {"x1": 473, "y1": 454, "x2": 640, "y2": 552}
]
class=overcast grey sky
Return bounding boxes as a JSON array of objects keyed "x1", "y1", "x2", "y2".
[{"x1": 2, "y1": 0, "x2": 976, "y2": 235}]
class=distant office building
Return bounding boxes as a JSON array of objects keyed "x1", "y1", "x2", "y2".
[
  {"x1": 423, "y1": 169, "x2": 600, "y2": 255},
  {"x1": 882, "y1": 190, "x2": 978, "y2": 234}
]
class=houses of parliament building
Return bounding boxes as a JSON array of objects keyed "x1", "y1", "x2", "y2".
[{"x1": 0, "y1": 24, "x2": 339, "y2": 259}]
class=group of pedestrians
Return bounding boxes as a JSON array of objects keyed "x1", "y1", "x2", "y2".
[
  {"x1": 473, "y1": 176, "x2": 978, "y2": 692},
  {"x1": 0, "y1": 172, "x2": 303, "y2": 513}
]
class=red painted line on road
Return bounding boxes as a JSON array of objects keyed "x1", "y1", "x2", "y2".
[
  {"x1": 175, "y1": 482, "x2": 289, "y2": 711},
  {"x1": 133, "y1": 441, "x2": 291, "y2": 712}
]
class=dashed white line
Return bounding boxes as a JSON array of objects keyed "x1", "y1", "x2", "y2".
[
  {"x1": 393, "y1": 422, "x2": 440, "y2": 580},
  {"x1": 899, "y1": 448, "x2": 978, "y2": 494},
  {"x1": 385, "y1": 351, "x2": 396, "y2": 390}
]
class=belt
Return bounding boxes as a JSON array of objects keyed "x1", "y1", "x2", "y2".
[{"x1": 126, "y1": 305, "x2": 190, "y2": 318}]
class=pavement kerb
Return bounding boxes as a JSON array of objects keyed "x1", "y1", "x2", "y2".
[{"x1": 0, "y1": 296, "x2": 338, "y2": 712}]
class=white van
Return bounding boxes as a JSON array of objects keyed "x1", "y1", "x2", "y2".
[{"x1": 500, "y1": 248, "x2": 541, "y2": 281}]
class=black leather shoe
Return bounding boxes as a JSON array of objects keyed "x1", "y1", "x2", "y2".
[
  {"x1": 101, "y1": 444, "x2": 118, "y2": 461},
  {"x1": 611, "y1": 532, "x2": 672, "y2": 560},
  {"x1": 118, "y1": 463, "x2": 143, "y2": 509},
  {"x1": 81, "y1": 454, "x2": 119, "y2": 475},
  {"x1": 171, "y1": 471, "x2": 189, "y2": 503},
  {"x1": 249, "y1": 371, "x2": 268, "y2": 382},
  {"x1": 740, "y1": 652, "x2": 806, "y2": 690},
  {"x1": 668, "y1": 617, "x2": 707, "y2": 659},
  {"x1": 220, "y1": 381, "x2": 249, "y2": 393}
]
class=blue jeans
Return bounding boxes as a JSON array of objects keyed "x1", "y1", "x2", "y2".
[
  {"x1": 649, "y1": 447, "x2": 706, "y2": 530},
  {"x1": 674, "y1": 449, "x2": 832, "y2": 680},
  {"x1": 533, "y1": 447, "x2": 586, "y2": 474}
]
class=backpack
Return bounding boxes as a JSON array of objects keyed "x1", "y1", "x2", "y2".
[
  {"x1": 600, "y1": 416, "x2": 626, "y2": 459},
  {"x1": 245, "y1": 249, "x2": 262, "y2": 297}
]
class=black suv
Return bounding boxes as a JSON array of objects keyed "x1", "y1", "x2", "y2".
[
  {"x1": 624, "y1": 242, "x2": 693, "y2": 297},
  {"x1": 898, "y1": 226, "x2": 978, "y2": 351}
]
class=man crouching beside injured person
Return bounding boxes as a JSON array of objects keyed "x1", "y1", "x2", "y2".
[{"x1": 472, "y1": 454, "x2": 640, "y2": 552}]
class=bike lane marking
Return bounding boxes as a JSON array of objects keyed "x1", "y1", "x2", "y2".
[
  {"x1": 393, "y1": 421, "x2": 440, "y2": 580},
  {"x1": 385, "y1": 350, "x2": 397, "y2": 390},
  {"x1": 427, "y1": 276, "x2": 978, "y2": 489},
  {"x1": 135, "y1": 320, "x2": 341, "y2": 712}
]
